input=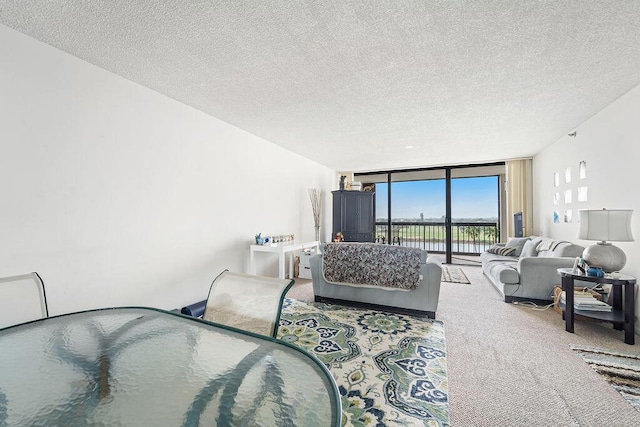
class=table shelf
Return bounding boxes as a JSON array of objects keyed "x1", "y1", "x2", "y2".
[
  {"x1": 558, "y1": 302, "x2": 625, "y2": 323},
  {"x1": 557, "y1": 268, "x2": 636, "y2": 345}
]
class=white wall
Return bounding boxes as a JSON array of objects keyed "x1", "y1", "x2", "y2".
[
  {"x1": 533, "y1": 82, "x2": 640, "y2": 330},
  {"x1": 0, "y1": 25, "x2": 336, "y2": 314}
]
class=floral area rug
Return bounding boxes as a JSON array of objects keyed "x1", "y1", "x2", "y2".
[
  {"x1": 572, "y1": 345, "x2": 640, "y2": 412},
  {"x1": 278, "y1": 298, "x2": 449, "y2": 426}
]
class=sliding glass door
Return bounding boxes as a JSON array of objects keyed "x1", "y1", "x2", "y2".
[
  {"x1": 359, "y1": 163, "x2": 503, "y2": 264},
  {"x1": 451, "y1": 176, "x2": 500, "y2": 255}
]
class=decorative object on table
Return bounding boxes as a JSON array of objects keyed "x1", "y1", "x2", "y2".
[
  {"x1": 571, "y1": 345, "x2": 640, "y2": 413},
  {"x1": 271, "y1": 234, "x2": 295, "y2": 244},
  {"x1": 308, "y1": 188, "x2": 323, "y2": 241},
  {"x1": 278, "y1": 298, "x2": 449, "y2": 426},
  {"x1": 572, "y1": 257, "x2": 589, "y2": 275},
  {"x1": 339, "y1": 175, "x2": 346, "y2": 190},
  {"x1": 255, "y1": 233, "x2": 265, "y2": 245},
  {"x1": 578, "y1": 208, "x2": 634, "y2": 272},
  {"x1": 587, "y1": 266, "x2": 605, "y2": 278},
  {"x1": 333, "y1": 231, "x2": 344, "y2": 242}
]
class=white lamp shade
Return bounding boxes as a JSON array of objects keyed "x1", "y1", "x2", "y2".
[{"x1": 578, "y1": 209, "x2": 634, "y2": 242}]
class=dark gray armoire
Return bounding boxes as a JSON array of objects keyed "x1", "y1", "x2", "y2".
[{"x1": 331, "y1": 190, "x2": 375, "y2": 242}]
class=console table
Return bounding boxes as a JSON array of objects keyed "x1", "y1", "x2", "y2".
[
  {"x1": 250, "y1": 241, "x2": 320, "y2": 279},
  {"x1": 557, "y1": 268, "x2": 636, "y2": 345}
]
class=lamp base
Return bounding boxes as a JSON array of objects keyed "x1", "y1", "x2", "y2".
[{"x1": 582, "y1": 242, "x2": 626, "y2": 273}]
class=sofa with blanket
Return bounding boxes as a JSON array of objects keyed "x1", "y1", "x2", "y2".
[
  {"x1": 310, "y1": 242, "x2": 442, "y2": 318},
  {"x1": 481, "y1": 236, "x2": 585, "y2": 303}
]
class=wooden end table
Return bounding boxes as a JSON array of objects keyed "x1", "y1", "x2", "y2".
[{"x1": 557, "y1": 268, "x2": 636, "y2": 345}]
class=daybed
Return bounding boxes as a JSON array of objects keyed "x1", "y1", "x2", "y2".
[
  {"x1": 310, "y1": 242, "x2": 442, "y2": 318},
  {"x1": 481, "y1": 236, "x2": 584, "y2": 303}
]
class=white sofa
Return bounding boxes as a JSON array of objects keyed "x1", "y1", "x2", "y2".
[
  {"x1": 481, "y1": 236, "x2": 584, "y2": 303},
  {"x1": 310, "y1": 243, "x2": 442, "y2": 318}
]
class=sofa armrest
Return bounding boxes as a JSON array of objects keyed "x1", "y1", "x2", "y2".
[
  {"x1": 426, "y1": 255, "x2": 440, "y2": 265},
  {"x1": 517, "y1": 256, "x2": 578, "y2": 293},
  {"x1": 423, "y1": 261, "x2": 442, "y2": 286},
  {"x1": 422, "y1": 261, "x2": 443, "y2": 302}
]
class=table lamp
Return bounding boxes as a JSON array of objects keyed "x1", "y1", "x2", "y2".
[{"x1": 577, "y1": 208, "x2": 634, "y2": 272}]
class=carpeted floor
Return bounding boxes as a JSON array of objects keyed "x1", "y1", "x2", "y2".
[
  {"x1": 440, "y1": 266, "x2": 471, "y2": 284},
  {"x1": 438, "y1": 265, "x2": 640, "y2": 426},
  {"x1": 286, "y1": 266, "x2": 640, "y2": 426},
  {"x1": 278, "y1": 298, "x2": 449, "y2": 426},
  {"x1": 572, "y1": 345, "x2": 640, "y2": 412}
]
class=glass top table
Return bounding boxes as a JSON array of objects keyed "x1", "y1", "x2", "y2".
[{"x1": 0, "y1": 307, "x2": 341, "y2": 426}]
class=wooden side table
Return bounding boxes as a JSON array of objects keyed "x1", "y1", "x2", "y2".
[{"x1": 557, "y1": 268, "x2": 636, "y2": 345}]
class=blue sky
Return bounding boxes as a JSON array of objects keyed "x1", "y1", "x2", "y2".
[{"x1": 375, "y1": 176, "x2": 499, "y2": 220}]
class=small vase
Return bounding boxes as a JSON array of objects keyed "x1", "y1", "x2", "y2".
[{"x1": 314, "y1": 225, "x2": 321, "y2": 242}]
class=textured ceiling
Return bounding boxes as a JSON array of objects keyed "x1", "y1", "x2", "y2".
[{"x1": 2, "y1": 1, "x2": 640, "y2": 172}]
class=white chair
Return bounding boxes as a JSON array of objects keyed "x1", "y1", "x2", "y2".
[
  {"x1": 202, "y1": 270, "x2": 294, "y2": 338},
  {"x1": 0, "y1": 272, "x2": 49, "y2": 329}
]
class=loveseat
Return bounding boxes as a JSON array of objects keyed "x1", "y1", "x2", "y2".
[
  {"x1": 310, "y1": 242, "x2": 442, "y2": 318},
  {"x1": 481, "y1": 236, "x2": 584, "y2": 303}
]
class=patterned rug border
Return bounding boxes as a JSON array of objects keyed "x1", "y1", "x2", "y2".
[
  {"x1": 441, "y1": 265, "x2": 471, "y2": 284},
  {"x1": 571, "y1": 345, "x2": 640, "y2": 413}
]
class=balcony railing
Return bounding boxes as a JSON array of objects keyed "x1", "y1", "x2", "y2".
[{"x1": 374, "y1": 221, "x2": 499, "y2": 255}]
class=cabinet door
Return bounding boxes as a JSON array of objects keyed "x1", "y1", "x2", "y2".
[
  {"x1": 343, "y1": 192, "x2": 373, "y2": 241},
  {"x1": 343, "y1": 194, "x2": 361, "y2": 233},
  {"x1": 355, "y1": 193, "x2": 373, "y2": 234}
]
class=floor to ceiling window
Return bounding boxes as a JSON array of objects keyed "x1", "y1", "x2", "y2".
[
  {"x1": 451, "y1": 176, "x2": 500, "y2": 254},
  {"x1": 358, "y1": 163, "x2": 503, "y2": 264}
]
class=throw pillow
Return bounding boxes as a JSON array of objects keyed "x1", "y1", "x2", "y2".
[
  {"x1": 487, "y1": 246, "x2": 516, "y2": 256},
  {"x1": 520, "y1": 238, "x2": 542, "y2": 258},
  {"x1": 504, "y1": 237, "x2": 531, "y2": 257}
]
